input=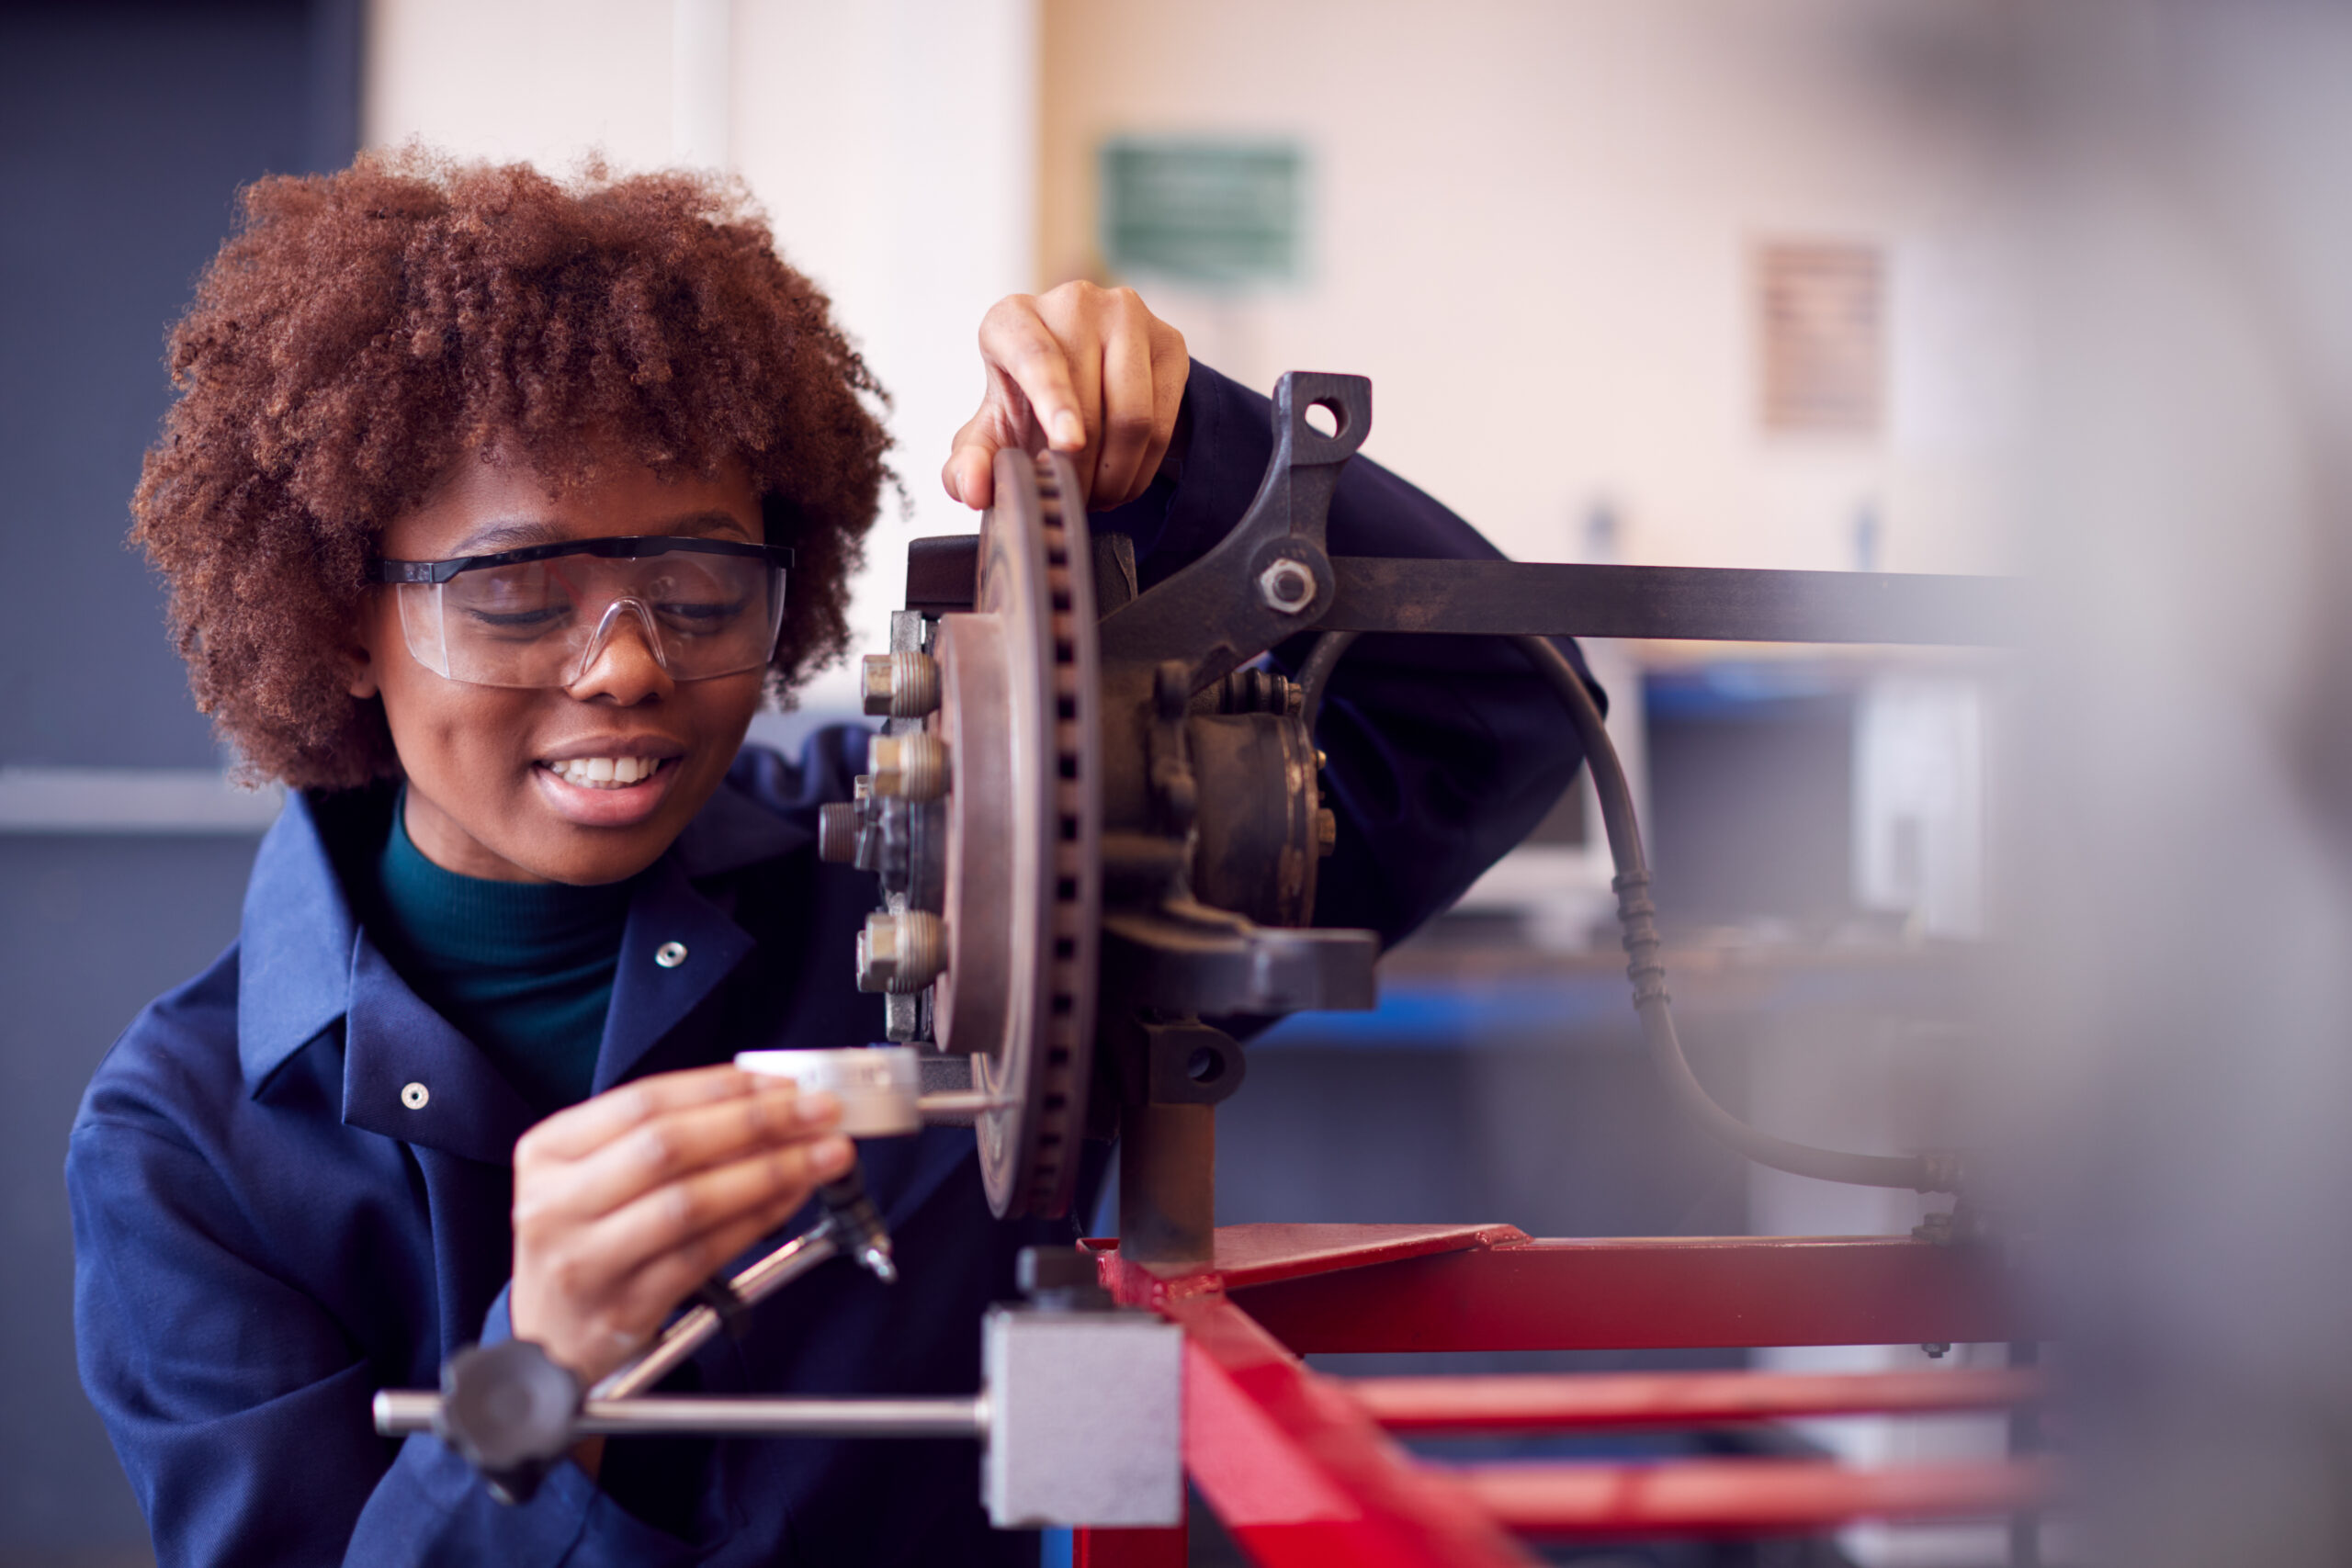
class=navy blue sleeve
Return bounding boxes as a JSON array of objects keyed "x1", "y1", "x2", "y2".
[
  {"x1": 69, "y1": 1069, "x2": 698, "y2": 1566},
  {"x1": 1091, "y1": 360, "x2": 1598, "y2": 948}
]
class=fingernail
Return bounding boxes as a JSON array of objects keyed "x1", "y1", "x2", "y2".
[
  {"x1": 811, "y1": 1134, "x2": 854, "y2": 1176},
  {"x1": 1052, "y1": 411, "x2": 1084, "y2": 446},
  {"x1": 797, "y1": 1090, "x2": 840, "y2": 1127}
]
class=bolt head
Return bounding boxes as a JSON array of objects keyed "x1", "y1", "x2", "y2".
[
  {"x1": 860, "y1": 654, "x2": 897, "y2": 716},
  {"x1": 1257, "y1": 558, "x2": 1317, "y2": 614}
]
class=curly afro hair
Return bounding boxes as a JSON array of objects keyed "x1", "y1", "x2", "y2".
[{"x1": 133, "y1": 150, "x2": 892, "y2": 790}]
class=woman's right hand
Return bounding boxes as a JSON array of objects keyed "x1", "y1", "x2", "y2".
[{"x1": 508, "y1": 1066, "x2": 851, "y2": 1385}]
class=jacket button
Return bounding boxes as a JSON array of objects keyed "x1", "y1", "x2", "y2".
[
  {"x1": 401, "y1": 1082, "x2": 430, "y2": 1110},
  {"x1": 655, "y1": 941, "x2": 688, "y2": 969}
]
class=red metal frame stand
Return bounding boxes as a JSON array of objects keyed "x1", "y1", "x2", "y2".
[{"x1": 1071, "y1": 1223, "x2": 2037, "y2": 1567}]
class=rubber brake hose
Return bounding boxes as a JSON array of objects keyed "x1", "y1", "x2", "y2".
[
  {"x1": 1507, "y1": 635, "x2": 1947, "y2": 1192},
  {"x1": 1298, "y1": 624, "x2": 1946, "y2": 1191}
]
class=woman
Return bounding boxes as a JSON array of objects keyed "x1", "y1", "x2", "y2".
[{"x1": 69, "y1": 152, "x2": 1589, "y2": 1565}]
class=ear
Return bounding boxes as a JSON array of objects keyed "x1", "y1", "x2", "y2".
[
  {"x1": 345, "y1": 641, "x2": 380, "y2": 701},
  {"x1": 346, "y1": 584, "x2": 389, "y2": 699}
]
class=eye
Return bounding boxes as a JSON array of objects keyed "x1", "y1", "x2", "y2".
[
  {"x1": 465, "y1": 606, "x2": 571, "y2": 630},
  {"x1": 653, "y1": 594, "x2": 750, "y2": 633},
  {"x1": 449, "y1": 564, "x2": 573, "y2": 635}
]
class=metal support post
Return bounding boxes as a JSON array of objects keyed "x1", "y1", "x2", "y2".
[{"x1": 1118, "y1": 1100, "x2": 1216, "y2": 1265}]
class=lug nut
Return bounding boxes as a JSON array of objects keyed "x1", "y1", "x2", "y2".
[
  {"x1": 817, "y1": 801, "x2": 863, "y2": 863},
  {"x1": 861, "y1": 650, "x2": 941, "y2": 718},
  {"x1": 1257, "y1": 558, "x2": 1317, "y2": 615},
  {"x1": 1316, "y1": 807, "x2": 1338, "y2": 857},
  {"x1": 869, "y1": 733, "x2": 950, "y2": 800},
  {"x1": 856, "y1": 910, "x2": 946, "y2": 993}
]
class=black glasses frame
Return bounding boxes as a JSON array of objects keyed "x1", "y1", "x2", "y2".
[{"x1": 372, "y1": 536, "x2": 796, "y2": 586}]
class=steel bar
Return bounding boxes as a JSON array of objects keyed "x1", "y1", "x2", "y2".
[
  {"x1": 593, "y1": 1228, "x2": 838, "y2": 1399},
  {"x1": 914, "y1": 1089, "x2": 1020, "y2": 1120},
  {"x1": 1455, "y1": 1458, "x2": 2049, "y2": 1538},
  {"x1": 1322, "y1": 558, "x2": 2022, "y2": 646},
  {"x1": 373, "y1": 1391, "x2": 442, "y2": 1434},
  {"x1": 1170, "y1": 1291, "x2": 1535, "y2": 1568},
  {"x1": 574, "y1": 1394, "x2": 986, "y2": 1438},
  {"x1": 1346, "y1": 1368, "x2": 2040, "y2": 1433},
  {"x1": 1225, "y1": 1233, "x2": 2019, "y2": 1353},
  {"x1": 372, "y1": 1390, "x2": 985, "y2": 1439}
]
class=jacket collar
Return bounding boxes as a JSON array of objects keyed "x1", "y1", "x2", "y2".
[
  {"x1": 235, "y1": 795, "x2": 363, "y2": 1089},
  {"x1": 236, "y1": 772, "x2": 811, "y2": 1100},
  {"x1": 591, "y1": 852, "x2": 759, "y2": 1093}
]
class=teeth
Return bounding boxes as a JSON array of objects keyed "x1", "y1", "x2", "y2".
[{"x1": 546, "y1": 756, "x2": 662, "y2": 789}]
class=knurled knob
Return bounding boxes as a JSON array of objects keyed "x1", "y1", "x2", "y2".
[
  {"x1": 869, "y1": 732, "x2": 950, "y2": 800},
  {"x1": 855, "y1": 910, "x2": 947, "y2": 993},
  {"x1": 817, "y1": 801, "x2": 863, "y2": 863},
  {"x1": 861, "y1": 651, "x2": 942, "y2": 718}
]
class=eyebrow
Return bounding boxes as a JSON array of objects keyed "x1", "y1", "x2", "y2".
[{"x1": 452, "y1": 509, "x2": 755, "y2": 555}]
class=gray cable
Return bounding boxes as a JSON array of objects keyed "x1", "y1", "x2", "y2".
[{"x1": 1511, "y1": 635, "x2": 1946, "y2": 1192}]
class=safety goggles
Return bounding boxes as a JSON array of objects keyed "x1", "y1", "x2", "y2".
[{"x1": 371, "y1": 536, "x2": 795, "y2": 689}]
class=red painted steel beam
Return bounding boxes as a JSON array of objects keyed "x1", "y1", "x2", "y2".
[
  {"x1": 1347, "y1": 1368, "x2": 2041, "y2": 1433},
  {"x1": 1086, "y1": 1223, "x2": 1518, "y2": 1309},
  {"x1": 1227, "y1": 1234, "x2": 2019, "y2": 1353},
  {"x1": 1070, "y1": 1526, "x2": 1187, "y2": 1567},
  {"x1": 1170, "y1": 1291, "x2": 1537, "y2": 1568},
  {"x1": 1456, "y1": 1458, "x2": 2050, "y2": 1538}
]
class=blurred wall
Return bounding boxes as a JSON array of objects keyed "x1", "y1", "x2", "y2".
[
  {"x1": 1042, "y1": 0, "x2": 2022, "y2": 579},
  {"x1": 366, "y1": 0, "x2": 1040, "y2": 717},
  {"x1": 0, "y1": 6, "x2": 361, "y2": 1562}
]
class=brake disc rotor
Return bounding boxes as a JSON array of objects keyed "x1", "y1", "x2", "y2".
[{"x1": 932, "y1": 449, "x2": 1101, "y2": 1218}]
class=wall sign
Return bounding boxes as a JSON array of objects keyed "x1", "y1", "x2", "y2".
[{"x1": 1099, "y1": 138, "x2": 1305, "y2": 288}]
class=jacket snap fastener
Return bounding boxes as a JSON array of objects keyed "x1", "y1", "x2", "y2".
[
  {"x1": 655, "y1": 941, "x2": 688, "y2": 969},
  {"x1": 400, "y1": 1082, "x2": 430, "y2": 1111}
]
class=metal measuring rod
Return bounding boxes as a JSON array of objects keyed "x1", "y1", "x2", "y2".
[{"x1": 375, "y1": 1247, "x2": 1182, "y2": 1529}]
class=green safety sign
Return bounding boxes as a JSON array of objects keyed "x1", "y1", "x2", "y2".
[{"x1": 1099, "y1": 139, "x2": 1305, "y2": 288}]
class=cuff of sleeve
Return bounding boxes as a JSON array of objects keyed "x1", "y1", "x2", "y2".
[
  {"x1": 1092, "y1": 358, "x2": 1262, "y2": 581},
  {"x1": 479, "y1": 1280, "x2": 516, "y2": 1347}
]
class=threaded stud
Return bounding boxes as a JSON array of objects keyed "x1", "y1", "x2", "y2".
[
  {"x1": 861, "y1": 650, "x2": 941, "y2": 718},
  {"x1": 817, "y1": 801, "x2": 863, "y2": 863},
  {"x1": 869, "y1": 732, "x2": 950, "y2": 800}
]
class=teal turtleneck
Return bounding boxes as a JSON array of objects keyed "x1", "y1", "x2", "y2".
[{"x1": 366, "y1": 804, "x2": 633, "y2": 1112}]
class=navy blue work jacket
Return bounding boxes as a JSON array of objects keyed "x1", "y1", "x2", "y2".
[{"x1": 68, "y1": 364, "x2": 1596, "y2": 1566}]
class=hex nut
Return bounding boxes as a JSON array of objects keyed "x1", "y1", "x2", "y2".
[
  {"x1": 1257, "y1": 558, "x2": 1317, "y2": 614},
  {"x1": 1316, "y1": 807, "x2": 1338, "y2": 857}
]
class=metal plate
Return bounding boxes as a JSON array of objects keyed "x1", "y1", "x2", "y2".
[{"x1": 938, "y1": 450, "x2": 1102, "y2": 1218}]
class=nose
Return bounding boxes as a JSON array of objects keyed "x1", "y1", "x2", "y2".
[{"x1": 564, "y1": 599, "x2": 673, "y2": 705}]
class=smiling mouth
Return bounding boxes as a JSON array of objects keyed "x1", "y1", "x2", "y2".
[{"x1": 539, "y1": 755, "x2": 673, "y2": 790}]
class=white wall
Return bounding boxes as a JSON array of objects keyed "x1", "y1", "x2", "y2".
[
  {"x1": 365, "y1": 0, "x2": 1039, "y2": 719},
  {"x1": 1041, "y1": 0, "x2": 2024, "y2": 581}
]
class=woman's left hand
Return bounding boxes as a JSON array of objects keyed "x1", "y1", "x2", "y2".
[{"x1": 944, "y1": 282, "x2": 1189, "y2": 513}]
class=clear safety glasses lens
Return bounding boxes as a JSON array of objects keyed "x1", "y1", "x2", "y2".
[{"x1": 390, "y1": 548, "x2": 787, "y2": 689}]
